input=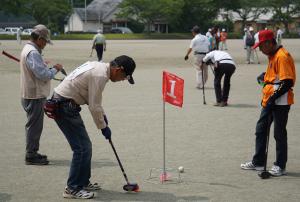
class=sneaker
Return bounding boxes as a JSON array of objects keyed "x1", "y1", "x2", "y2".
[
  {"x1": 220, "y1": 101, "x2": 228, "y2": 107},
  {"x1": 269, "y1": 165, "x2": 286, "y2": 176},
  {"x1": 25, "y1": 153, "x2": 49, "y2": 165},
  {"x1": 84, "y1": 182, "x2": 101, "y2": 191},
  {"x1": 213, "y1": 102, "x2": 221, "y2": 106},
  {"x1": 241, "y1": 161, "x2": 264, "y2": 171},
  {"x1": 63, "y1": 187, "x2": 94, "y2": 199}
]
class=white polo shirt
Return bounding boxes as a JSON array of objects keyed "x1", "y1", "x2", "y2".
[
  {"x1": 202, "y1": 50, "x2": 235, "y2": 65},
  {"x1": 190, "y1": 34, "x2": 210, "y2": 54}
]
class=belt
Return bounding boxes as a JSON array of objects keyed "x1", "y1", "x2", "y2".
[
  {"x1": 53, "y1": 93, "x2": 78, "y2": 106},
  {"x1": 194, "y1": 52, "x2": 207, "y2": 55}
]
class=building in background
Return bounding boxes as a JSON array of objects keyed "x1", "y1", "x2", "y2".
[{"x1": 64, "y1": 0, "x2": 128, "y2": 33}]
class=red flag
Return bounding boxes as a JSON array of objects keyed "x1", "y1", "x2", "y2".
[{"x1": 162, "y1": 71, "x2": 184, "y2": 107}]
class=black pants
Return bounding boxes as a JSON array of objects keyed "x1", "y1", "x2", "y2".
[
  {"x1": 95, "y1": 44, "x2": 104, "y2": 61},
  {"x1": 253, "y1": 105, "x2": 290, "y2": 169},
  {"x1": 214, "y1": 63, "x2": 236, "y2": 103}
]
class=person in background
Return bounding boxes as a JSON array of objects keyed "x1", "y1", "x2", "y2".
[
  {"x1": 92, "y1": 29, "x2": 106, "y2": 61},
  {"x1": 184, "y1": 25, "x2": 210, "y2": 89},
  {"x1": 202, "y1": 50, "x2": 236, "y2": 107},
  {"x1": 17, "y1": 27, "x2": 22, "y2": 45},
  {"x1": 241, "y1": 30, "x2": 296, "y2": 176},
  {"x1": 20, "y1": 24, "x2": 63, "y2": 165},
  {"x1": 276, "y1": 27, "x2": 283, "y2": 46},
  {"x1": 219, "y1": 28, "x2": 228, "y2": 50},
  {"x1": 245, "y1": 26, "x2": 255, "y2": 64}
]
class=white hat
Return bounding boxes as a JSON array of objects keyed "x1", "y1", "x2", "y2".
[
  {"x1": 222, "y1": 28, "x2": 225, "y2": 32},
  {"x1": 249, "y1": 26, "x2": 254, "y2": 31}
]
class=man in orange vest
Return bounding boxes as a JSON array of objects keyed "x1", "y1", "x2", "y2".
[{"x1": 241, "y1": 30, "x2": 296, "y2": 176}]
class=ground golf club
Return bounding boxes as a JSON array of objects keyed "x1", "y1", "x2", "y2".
[
  {"x1": 108, "y1": 138, "x2": 139, "y2": 192},
  {"x1": 258, "y1": 114, "x2": 272, "y2": 179}
]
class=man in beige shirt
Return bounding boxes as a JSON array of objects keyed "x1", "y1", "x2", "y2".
[
  {"x1": 52, "y1": 55, "x2": 136, "y2": 199},
  {"x1": 20, "y1": 24, "x2": 63, "y2": 165}
]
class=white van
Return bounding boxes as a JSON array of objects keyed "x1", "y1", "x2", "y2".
[
  {"x1": 22, "y1": 28, "x2": 33, "y2": 35},
  {"x1": 4, "y1": 27, "x2": 20, "y2": 35}
]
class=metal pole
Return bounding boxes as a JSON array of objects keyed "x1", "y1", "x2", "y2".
[
  {"x1": 163, "y1": 101, "x2": 166, "y2": 183},
  {"x1": 85, "y1": 0, "x2": 87, "y2": 24}
]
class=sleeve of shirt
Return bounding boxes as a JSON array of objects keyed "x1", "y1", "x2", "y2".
[
  {"x1": 88, "y1": 75, "x2": 107, "y2": 129},
  {"x1": 277, "y1": 55, "x2": 296, "y2": 82},
  {"x1": 202, "y1": 52, "x2": 213, "y2": 62},
  {"x1": 26, "y1": 51, "x2": 57, "y2": 81},
  {"x1": 189, "y1": 38, "x2": 195, "y2": 49}
]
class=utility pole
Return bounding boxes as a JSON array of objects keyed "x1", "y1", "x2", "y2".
[{"x1": 85, "y1": 0, "x2": 87, "y2": 24}]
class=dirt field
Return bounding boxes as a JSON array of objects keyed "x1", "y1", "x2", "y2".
[{"x1": 0, "y1": 39, "x2": 299, "y2": 202}]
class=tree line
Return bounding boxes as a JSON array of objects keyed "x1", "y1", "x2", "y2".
[{"x1": 1, "y1": 0, "x2": 299, "y2": 34}]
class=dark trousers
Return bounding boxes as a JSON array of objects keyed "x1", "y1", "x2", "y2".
[
  {"x1": 21, "y1": 98, "x2": 46, "y2": 155},
  {"x1": 95, "y1": 44, "x2": 104, "y2": 61},
  {"x1": 55, "y1": 101, "x2": 92, "y2": 190},
  {"x1": 214, "y1": 63, "x2": 236, "y2": 103},
  {"x1": 252, "y1": 105, "x2": 290, "y2": 169}
]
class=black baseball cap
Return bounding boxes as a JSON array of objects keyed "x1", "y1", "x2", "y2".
[{"x1": 113, "y1": 55, "x2": 136, "y2": 84}]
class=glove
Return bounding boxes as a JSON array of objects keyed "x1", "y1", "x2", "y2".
[
  {"x1": 264, "y1": 96, "x2": 275, "y2": 111},
  {"x1": 184, "y1": 55, "x2": 188, "y2": 60},
  {"x1": 101, "y1": 126, "x2": 111, "y2": 140},
  {"x1": 257, "y1": 72, "x2": 266, "y2": 86},
  {"x1": 103, "y1": 114, "x2": 108, "y2": 125}
]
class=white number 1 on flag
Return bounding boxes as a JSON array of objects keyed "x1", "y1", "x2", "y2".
[{"x1": 167, "y1": 80, "x2": 176, "y2": 98}]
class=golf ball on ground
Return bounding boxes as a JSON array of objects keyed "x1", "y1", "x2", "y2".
[{"x1": 178, "y1": 166, "x2": 184, "y2": 173}]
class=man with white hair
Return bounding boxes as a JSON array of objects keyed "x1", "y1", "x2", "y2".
[
  {"x1": 20, "y1": 24, "x2": 63, "y2": 165},
  {"x1": 92, "y1": 29, "x2": 106, "y2": 61}
]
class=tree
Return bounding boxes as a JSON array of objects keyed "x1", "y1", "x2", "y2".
[
  {"x1": 23, "y1": 0, "x2": 72, "y2": 33},
  {"x1": 176, "y1": 0, "x2": 220, "y2": 32},
  {"x1": 118, "y1": 0, "x2": 184, "y2": 33},
  {"x1": 227, "y1": 0, "x2": 268, "y2": 33},
  {"x1": 266, "y1": 0, "x2": 300, "y2": 34}
]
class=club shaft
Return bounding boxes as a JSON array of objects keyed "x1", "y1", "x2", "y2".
[
  {"x1": 263, "y1": 114, "x2": 272, "y2": 171},
  {"x1": 201, "y1": 64, "x2": 206, "y2": 104},
  {"x1": 2, "y1": 51, "x2": 20, "y2": 62},
  {"x1": 109, "y1": 139, "x2": 130, "y2": 184}
]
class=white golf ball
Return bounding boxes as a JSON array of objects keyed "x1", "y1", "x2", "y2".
[{"x1": 178, "y1": 166, "x2": 184, "y2": 173}]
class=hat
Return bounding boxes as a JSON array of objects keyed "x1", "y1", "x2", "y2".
[
  {"x1": 252, "y1": 30, "x2": 274, "y2": 49},
  {"x1": 249, "y1": 26, "x2": 254, "y2": 31},
  {"x1": 97, "y1": 29, "x2": 103, "y2": 33},
  {"x1": 191, "y1": 25, "x2": 200, "y2": 33},
  {"x1": 32, "y1": 24, "x2": 52, "y2": 44},
  {"x1": 222, "y1": 28, "x2": 225, "y2": 32},
  {"x1": 113, "y1": 55, "x2": 136, "y2": 84}
]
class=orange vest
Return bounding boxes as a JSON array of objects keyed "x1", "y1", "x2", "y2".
[
  {"x1": 220, "y1": 32, "x2": 227, "y2": 41},
  {"x1": 262, "y1": 47, "x2": 296, "y2": 107}
]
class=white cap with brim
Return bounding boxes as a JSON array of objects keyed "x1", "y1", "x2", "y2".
[{"x1": 32, "y1": 24, "x2": 52, "y2": 44}]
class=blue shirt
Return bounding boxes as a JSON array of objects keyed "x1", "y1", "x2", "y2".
[{"x1": 25, "y1": 43, "x2": 57, "y2": 81}]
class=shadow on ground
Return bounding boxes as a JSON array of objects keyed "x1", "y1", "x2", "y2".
[
  {"x1": 0, "y1": 193, "x2": 12, "y2": 202},
  {"x1": 93, "y1": 190, "x2": 210, "y2": 202},
  {"x1": 48, "y1": 159, "x2": 117, "y2": 168},
  {"x1": 228, "y1": 103, "x2": 259, "y2": 108}
]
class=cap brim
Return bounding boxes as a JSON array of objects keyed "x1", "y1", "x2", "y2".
[
  {"x1": 252, "y1": 42, "x2": 260, "y2": 49},
  {"x1": 128, "y1": 75, "x2": 134, "y2": 84}
]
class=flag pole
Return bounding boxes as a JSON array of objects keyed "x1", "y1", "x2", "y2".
[{"x1": 163, "y1": 100, "x2": 166, "y2": 183}]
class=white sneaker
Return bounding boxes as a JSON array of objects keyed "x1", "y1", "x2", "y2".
[
  {"x1": 241, "y1": 161, "x2": 264, "y2": 171},
  {"x1": 63, "y1": 187, "x2": 94, "y2": 199},
  {"x1": 84, "y1": 182, "x2": 101, "y2": 191},
  {"x1": 269, "y1": 165, "x2": 286, "y2": 176}
]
